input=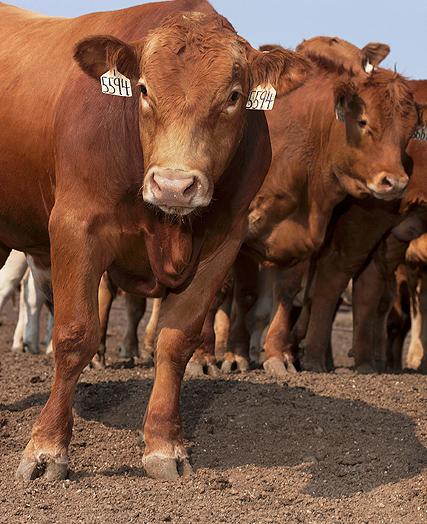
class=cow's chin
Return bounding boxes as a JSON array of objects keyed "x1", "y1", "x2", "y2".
[{"x1": 158, "y1": 205, "x2": 196, "y2": 217}]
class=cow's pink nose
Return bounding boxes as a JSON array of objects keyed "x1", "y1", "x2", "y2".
[
  {"x1": 143, "y1": 167, "x2": 212, "y2": 215},
  {"x1": 368, "y1": 171, "x2": 409, "y2": 200},
  {"x1": 151, "y1": 173, "x2": 196, "y2": 203}
]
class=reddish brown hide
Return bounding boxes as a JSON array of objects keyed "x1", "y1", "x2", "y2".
[{"x1": 0, "y1": 1, "x2": 314, "y2": 481}]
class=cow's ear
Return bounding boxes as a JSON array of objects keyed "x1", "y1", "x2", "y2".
[
  {"x1": 74, "y1": 35, "x2": 139, "y2": 81},
  {"x1": 246, "y1": 44, "x2": 312, "y2": 96},
  {"x1": 361, "y1": 42, "x2": 390, "y2": 73},
  {"x1": 412, "y1": 104, "x2": 427, "y2": 141},
  {"x1": 334, "y1": 80, "x2": 364, "y2": 122}
]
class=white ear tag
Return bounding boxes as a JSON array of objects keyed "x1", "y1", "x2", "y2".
[
  {"x1": 100, "y1": 69, "x2": 132, "y2": 97},
  {"x1": 364, "y1": 60, "x2": 374, "y2": 74},
  {"x1": 412, "y1": 126, "x2": 427, "y2": 141},
  {"x1": 246, "y1": 84, "x2": 276, "y2": 111}
]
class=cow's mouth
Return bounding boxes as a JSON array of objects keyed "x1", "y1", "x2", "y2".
[{"x1": 158, "y1": 205, "x2": 198, "y2": 217}]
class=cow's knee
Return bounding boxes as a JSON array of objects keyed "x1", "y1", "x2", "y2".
[{"x1": 54, "y1": 322, "x2": 100, "y2": 374}]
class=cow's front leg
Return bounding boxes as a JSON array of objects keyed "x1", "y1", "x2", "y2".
[
  {"x1": 142, "y1": 236, "x2": 242, "y2": 480},
  {"x1": 16, "y1": 218, "x2": 105, "y2": 481},
  {"x1": 118, "y1": 292, "x2": 147, "y2": 361}
]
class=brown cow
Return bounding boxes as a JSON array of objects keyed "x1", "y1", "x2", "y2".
[
  {"x1": 0, "y1": 1, "x2": 313, "y2": 481},
  {"x1": 294, "y1": 38, "x2": 427, "y2": 372},
  {"x1": 215, "y1": 39, "x2": 425, "y2": 377}
]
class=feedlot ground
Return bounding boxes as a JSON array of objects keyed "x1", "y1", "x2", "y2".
[{"x1": 0, "y1": 299, "x2": 426, "y2": 524}]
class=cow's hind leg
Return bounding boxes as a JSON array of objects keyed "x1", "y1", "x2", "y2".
[
  {"x1": 222, "y1": 252, "x2": 258, "y2": 373},
  {"x1": 186, "y1": 291, "x2": 223, "y2": 378},
  {"x1": 142, "y1": 298, "x2": 161, "y2": 364},
  {"x1": 118, "y1": 292, "x2": 146, "y2": 361},
  {"x1": 22, "y1": 270, "x2": 45, "y2": 355},
  {"x1": 94, "y1": 272, "x2": 117, "y2": 368},
  {"x1": 16, "y1": 219, "x2": 104, "y2": 481},
  {"x1": 0, "y1": 250, "x2": 26, "y2": 319}
]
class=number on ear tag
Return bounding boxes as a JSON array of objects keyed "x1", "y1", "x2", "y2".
[
  {"x1": 246, "y1": 84, "x2": 276, "y2": 111},
  {"x1": 100, "y1": 69, "x2": 132, "y2": 97},
  {"x1": 412, "y1": 126, "x2": 427, "y2": 141}
]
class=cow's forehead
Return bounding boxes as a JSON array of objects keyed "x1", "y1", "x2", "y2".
[
  {"x1": 140, "y1": 11, "x2": 246, "y2": 76},
  {"x1": 358, "y1": 72, "x2": 417, "y2": 125}
]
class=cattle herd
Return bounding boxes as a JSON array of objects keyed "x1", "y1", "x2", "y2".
[{"x1": 0, "y1": 0, "x2": 426, "y2": 484}]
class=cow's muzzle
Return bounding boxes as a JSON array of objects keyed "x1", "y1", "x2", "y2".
[
  {"x1": 367, "y1": 171, "x2": 409, "y2": 201},
  {"x1": 143, "y1": 167, "x2": 212, "y2": 215}
]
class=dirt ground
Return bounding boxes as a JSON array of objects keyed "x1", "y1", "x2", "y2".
[{"x1": 0, "y1": 298, "x2": 426, "y2": 524}]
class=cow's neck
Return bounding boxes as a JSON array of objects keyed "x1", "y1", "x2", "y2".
[{"x1": 139, "y1": 211, "x2": 203, "y2": 290}]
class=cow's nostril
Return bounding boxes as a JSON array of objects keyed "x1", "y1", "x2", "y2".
[
  {"x1": 151, "y1": 175, "x2": 162, "y2": 193},
  {"x1": 380, "y1": 176, "x2": 394, "y2": 188},
  {"x1": 183, "y1": 178, "x2": 196, "y2": 196}
]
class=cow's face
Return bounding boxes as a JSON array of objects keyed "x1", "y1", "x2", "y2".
[
  {"x1": 333, "y1": 72, "x2": 427, "y2": 201},
  {"x1": 75, "y1": 13, "x2": 311, "y2": 216}
]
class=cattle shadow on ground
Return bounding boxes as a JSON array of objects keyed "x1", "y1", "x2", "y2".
[
  {"x1": 71, "y1": 376, "x2": 427, "y2": 499},
  {"x1": 0, "y1": 392, "x2": 48, "y2": 412}
]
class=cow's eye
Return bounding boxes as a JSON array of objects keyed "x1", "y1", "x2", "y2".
[
  {"x1": 140, "y1": 84, "x2": 148, "y2": 96},
  {"x1": 229, "y1": 91, "x2": 240, "y2": 104},
  {"x1": 358, "y1": 119, "x2": 368, "y2": 129},
  {"x1": 230, "y1": 91, "x2": 240, "y2": 105}
]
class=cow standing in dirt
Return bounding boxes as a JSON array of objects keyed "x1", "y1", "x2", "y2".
[
  {"x1": 291, "y1": 39, "x2": 427, "y2": 372},
  {"x1": 207, "y1": 40, "x2": 425, "y2": 378},
  {"x1": 0, "y1": 0, "x2": 314, "y2": 481}
]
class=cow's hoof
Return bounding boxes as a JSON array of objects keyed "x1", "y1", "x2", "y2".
[
  {"x1": 186, "y1": 361, "x2": 220, "y2": 378},
  {"x1": 221, "y1": 356, "x2": 249, "y2": 374},
  {"x1": 23, "y1": 343, "x2": 40, "y2": 355},
  {"x1": 263, "y1": 357, "x2": 289, "y2": 378},
  {"x1": 186, "y1": 362, "x2": 204, "y2": 378},
  {"x1": 302, "y1": 358, "x2": 327, "y2": 373},
  {"x1": 142, "y1": 454, "x2": 193, "y2": 480},
  {"x1": 91, "y1": 352, "x2": 106, "y2": 370},
  {"x1": 235, "y1": 356, "x2": 249, "y2": 372},
  {"x1": 140, "y1": 349, "x2": 154, "y2": 368},
  {"x1": 16, "y1": 454, "x2": 68, "y2": 482},
  {"x1": 221, "y1": 359, "x2": 234, "y2": 374},
  {"x1": 117, "y1": 343, "x2": 139, "y2": 360},
  {"x1": 355, "y1": 363, "x2": 376, "y2": 374}
]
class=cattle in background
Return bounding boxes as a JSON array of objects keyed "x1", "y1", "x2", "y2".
[
  {"x1": 0, "y1": 250, "x2": 52, "y2": 354},
  {"x1": 205, "y1": 38, "x2": 426, "y2": 378},
  {"x1": 96, "y1": 273, "x2": 161, "y2": 368},
  {"x1": 290, "y1": 38, "x2": 427, "y2": 372},
  {"x1": 0, "y1": 250, "x2": 27, "y2": 321},
  {"x1": 0, "y1": 0, "x2": 314, "y2": 481}
]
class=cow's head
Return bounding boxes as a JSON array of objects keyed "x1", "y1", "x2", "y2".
[
  {"x1": 332, "y1": 71, "x2": 427, "y2": 201},
  {"x1": 74, "y1": 12, "x2": 311, "y2": 216},
  {"x1": 296, "y1": 36, "x2": 390, "y2": 74},
  {"x1": 295, "y1": 36, "x2": 427, "y2": 201}
]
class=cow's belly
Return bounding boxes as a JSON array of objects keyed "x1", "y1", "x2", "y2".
[{"x1": 0, "y1": 158, "x2": 52, "y2": 253}]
